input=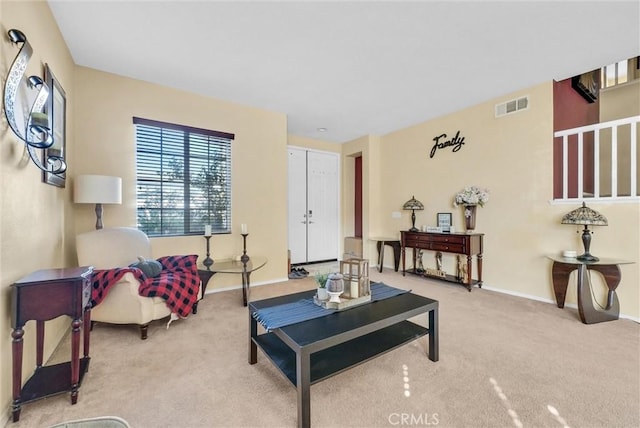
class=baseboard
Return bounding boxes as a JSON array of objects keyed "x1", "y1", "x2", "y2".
[
  {"x1": 482, "y1": 285, "x2": 640, "y2": 323},
  {"x1": 204, "y1": 277, "x2": 291, "y2": 295}
]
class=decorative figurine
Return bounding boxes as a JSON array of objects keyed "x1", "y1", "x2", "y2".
[{"x1": 417, "y1": 250, "x2": 425, "y2": 273}]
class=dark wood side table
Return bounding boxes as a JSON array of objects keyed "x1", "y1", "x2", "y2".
[
  {"x1": 548, "y1": 256, "x2": 634, "y2": 324},
  {"x1": 370, "y1": 237, "x2": 401, "y2": 272},
  {"x1": 10, "y1": 266, "x2": 93, "y2": 422}
]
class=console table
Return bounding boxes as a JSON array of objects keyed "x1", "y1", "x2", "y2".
[
  {"x1": 10, "y1": 266, "x2": 93, "y2": 422},
  {"x1": 401, "y1": 231, "x2": 484, "y2": 291},
  {"x1": 370, "y1": 237, "x2": 401, "y2": 272},
  {"x1": 548, "y1": 256, "x2": 634, "y2": 324}
]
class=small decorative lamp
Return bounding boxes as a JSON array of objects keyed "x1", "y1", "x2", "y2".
[
  {"x1": 561, "y1": 202, "x2": 608, "y2": 261},
  {"x1": 403, "y1": 196, "x2": 424, "y2": 232},
  {"x1": 74, "y1": 175, "x2": 122, "y2": 230}
]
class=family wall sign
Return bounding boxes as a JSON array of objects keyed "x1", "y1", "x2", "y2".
[{"x1": 430, "y1": 130, "x2": 465, "y2": 158}]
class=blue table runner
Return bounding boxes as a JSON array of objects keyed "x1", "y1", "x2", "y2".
[{"x1": 252, "y1": 282, "x2": 409, "y2": 331}]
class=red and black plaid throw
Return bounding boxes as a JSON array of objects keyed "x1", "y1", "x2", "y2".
[{"x1": 91, "y1": 254, "x2": 200, "y2": 318}]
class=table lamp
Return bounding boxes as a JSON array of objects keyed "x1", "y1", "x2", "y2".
[
  {"x1": 403, "y1": 196, "x2": 424, "y2": 232},
  {"x1": 561, "y1": 202, "x2": 608, "y2": 261},
  {"x1": 74, "y1": 175, "x2": 122, "y2": 229}
]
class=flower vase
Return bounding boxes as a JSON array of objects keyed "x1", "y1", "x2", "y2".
[{"x1": 464, "y1": 205, "x2": 477, "y2": 232}]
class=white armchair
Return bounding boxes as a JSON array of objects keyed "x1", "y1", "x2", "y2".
[{"x1": 76, "y1": 227, "x2": 177, "y2": 339}]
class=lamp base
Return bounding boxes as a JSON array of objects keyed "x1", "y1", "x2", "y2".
[
  {"x1": 577, "y1": 253, "x2": 599, "y2": 262},
  {"x1": 409, "y1": 227, "x2": 420, "y2": 232}
]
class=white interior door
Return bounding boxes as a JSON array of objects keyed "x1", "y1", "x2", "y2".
[
  {"x1": 288, "y1": 148, "x2": 340, "y2": 264},
  {"x1": 288, "y1": 148, "x2": 308, "y2": 264},
  {"x1": 307, "y1": 151, "x2": 339, "y2": 261}
]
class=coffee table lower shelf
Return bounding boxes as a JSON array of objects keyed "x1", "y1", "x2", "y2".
[{"x1": 253, "y1": 321, "x2": 428, "y2": 385}]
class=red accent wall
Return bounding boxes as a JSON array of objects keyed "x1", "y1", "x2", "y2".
[{"x1": 553, "y1": 76, "x2": 600, "y2": 199}]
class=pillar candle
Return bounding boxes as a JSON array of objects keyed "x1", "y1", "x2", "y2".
[
  {"x1": 241, "y1": 224, "x2": 248, "y2": 234},
  {"x1": 350, "y1": 280, "x2": 359, "y2": 298},
  {"x1": 204, "y1": 225, "x2": 212, "y2": 236}
]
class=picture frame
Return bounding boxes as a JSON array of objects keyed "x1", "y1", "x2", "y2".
[
  {"x1": 437, "y1": 212, "x2": 452, "y2": 233},
  {"x1": 571, "y1": 69, "x2": 599, "y2": 103},
  {"x1": 42, "y1": 64, "x2": 66, "y2": 188}
]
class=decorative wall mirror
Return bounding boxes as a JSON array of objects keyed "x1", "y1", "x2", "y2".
[
  {"x1": 42, "y1": 64, "x2": 66, "y2": 187},
  {"x1": 3, "y1": 29, "x2": 67, "y2": 181}
]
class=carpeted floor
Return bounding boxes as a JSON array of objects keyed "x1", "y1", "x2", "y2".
[{"x1": 8, "y1": 268, "x2": 640, "y2": 428}]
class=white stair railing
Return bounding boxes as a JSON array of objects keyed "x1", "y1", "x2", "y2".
[{"x1": 554, "y1": 115, "x2": 639, "y2": 202}]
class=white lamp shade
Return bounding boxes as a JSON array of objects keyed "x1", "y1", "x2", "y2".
[{"x1": 74, "y1": 175, "x2": 122, "y2": 204}]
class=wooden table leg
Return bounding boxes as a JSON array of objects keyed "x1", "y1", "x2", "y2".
[
  {"x1": 392, "y1": 242, "x2": 401, "y2": 272},
  {"x1": 11, "y1": 326, "x2": 24, "y2": 422},
  {"x1": 551, "y1": 262, "x2": 576, "y2": 308},
  {"x1": 477, "y1": 253, "x2": 483, "y2": 288},
  {"x1": 578, "y1": 264, "x2": 621, "y2": 324},
  {"x1": 83, "y1": 308, "x2": 91, "y2": 359},
  {"x1": 36, "y1": 320, "x2": 44, "y2": 367},
  {"x1": 70, "y1": 318, "x2": 81, "y2": 404},
  {"x1": 466, "y1": 255, "x2": 473, "y2": 292},
  {"x1": 377, "y1": 241, "x2": 384, "y2": 273}
]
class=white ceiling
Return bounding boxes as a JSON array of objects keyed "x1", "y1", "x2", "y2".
[{"x1": 47, "y1": 0, "x2": 640, "y2": 143}]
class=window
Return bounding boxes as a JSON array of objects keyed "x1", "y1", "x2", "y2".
[
  {"x1": 133, "y1": 117, "x2": 234, "y2": 237},
  {"x1": 601, "y1": 59, "x2": 629, "y2": 88}
]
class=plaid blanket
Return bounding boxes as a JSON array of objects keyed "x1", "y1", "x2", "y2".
[{"x1": 91, "y1": 255, "x2": 200, "y2": 318}]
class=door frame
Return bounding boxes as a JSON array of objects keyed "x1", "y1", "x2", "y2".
[{"x1": 287, "y1": 145, "x2": 342, "y2": 264}]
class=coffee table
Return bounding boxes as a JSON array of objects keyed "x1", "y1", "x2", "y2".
[{"x1": 249, "y1": 289, "x2": 438, "y2": 428}]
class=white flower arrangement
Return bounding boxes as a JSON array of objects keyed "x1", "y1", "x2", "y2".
[{"x1": 453, "y1": 186, "x2": 490, "y2": 207}]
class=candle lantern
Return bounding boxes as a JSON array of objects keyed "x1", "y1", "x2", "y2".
[{"x1": 340, "y1": 258, "x2": 370, "y2": 299}]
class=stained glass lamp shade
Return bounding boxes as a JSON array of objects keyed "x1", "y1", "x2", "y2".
[
  {"x1": 403, "y1": 196, "x2": 424, "y2": 232},
  {"x1": 561, "y1": 202, "x2": 608, "y2": 261}
]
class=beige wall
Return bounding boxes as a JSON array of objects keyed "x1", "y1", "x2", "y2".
[
  {"x1": 1, "y1": 1, "x2": 639, "y2": 422},
  {"x1": 73, "y1": 67, "x2": 289, "y2": 289},
  {"x1": 341, "y1": 135, "x2": 384, "y2": 261},
  {"x1": 1, "y1": 0, "x2": 77, "y2": 421},
  {"x1": 371, "y1": 82, "x2": 639, "y2": 319}
]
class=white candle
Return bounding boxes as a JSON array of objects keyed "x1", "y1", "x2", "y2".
[
  {"x1": 204, "y1": 225, "x2": 212, "y2": 236},
  {"x1": 350, "y1": 280, "x2": 359, "y2": 298},
  {"x1": 241, "y1": 224, "x2": 247, "y2": 234}
]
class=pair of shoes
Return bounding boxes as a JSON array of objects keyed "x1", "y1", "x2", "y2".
[
  {"x1": 288, "y1": 269, "x2": 306, "y2": 279},
  {"x1": 288, "y1": 267, "x2": 309, "y2": 279}
]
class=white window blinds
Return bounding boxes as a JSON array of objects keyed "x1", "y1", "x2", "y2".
[{"x1": 133, "y1": 117, "x2": 234, "y2": 237}]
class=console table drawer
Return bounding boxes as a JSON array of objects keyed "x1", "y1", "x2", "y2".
[
  {"x1": 430, "y1": 243, "x2": 465, "y2": 253},
  {"x1": 428, "y1": 234, "x2": 466, "y2": 245},
  {"x1": 404, "y1": 238, "x2": 422, "y2": 247}
]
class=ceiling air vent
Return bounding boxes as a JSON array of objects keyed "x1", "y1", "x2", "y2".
[{"x1": 495, "y1": 96, "x2": 529, "y2": 117}]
